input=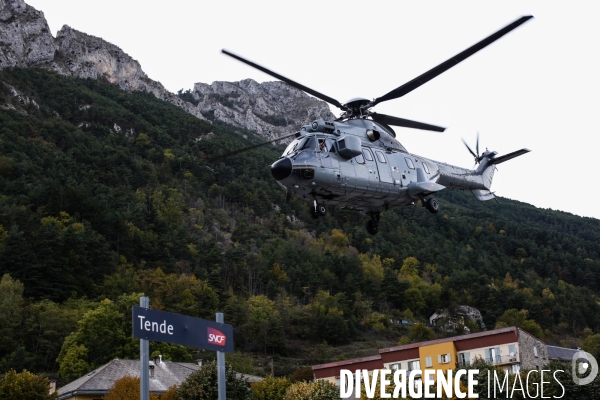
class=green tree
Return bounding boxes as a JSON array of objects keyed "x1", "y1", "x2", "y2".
[
  {"x1": 401, "y1": 322, "x2": 436, "y2": 344},
  {"x1": 177, "y1": 361, "x2": 250, "y2": 400},
  {"x1": 251, "y1": 376, "x2": 292, "y2": 400},
  {"x1": 582, "y1": 333, "x2": 600, "y2": 360},
  {"x1": 0, "y1": 369, "x2": 57, "y2": 400},
  {"x1": 495, "y1": 308, "x2": 544, "y2": 339},
  {"x1": 57, "y1": 297, "x2": 139, "y2": 380},
  {"x1": 284, "y1": 380, "x2": 338, "y2": 400},
  {"x1": 0, "y1": 275, "x2": 23, "y2": 359}
]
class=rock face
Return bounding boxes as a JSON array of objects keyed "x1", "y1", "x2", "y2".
[
  {"x1": 0, "y1": 0, "x2": 55, "y2": 68},
  {"x1": 193, "y1": 79, "x2": 336, "y2": 140},
  {"x1": 0, "y1": 0, "x2": 335, "y2": 137}
]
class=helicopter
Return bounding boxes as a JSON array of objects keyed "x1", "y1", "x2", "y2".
[{"x1": 217, "y1": 16, "x2": 533, "y2": 234}]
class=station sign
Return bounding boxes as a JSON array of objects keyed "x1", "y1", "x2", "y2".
[{"x1": 132, "y1": 306, "x2": 234, "y2": 353}]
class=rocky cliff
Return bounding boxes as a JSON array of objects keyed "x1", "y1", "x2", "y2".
[
  {"x1": 0, "y1": 0, "x2": 335, "y2": 137},
  {"x1": 193, "y1": 79, "x2": 335, "y2": 140}
]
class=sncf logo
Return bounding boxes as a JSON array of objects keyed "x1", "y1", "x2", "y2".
[{"x1": 207, "y1": 327, "x2": 227, "y2": 346}]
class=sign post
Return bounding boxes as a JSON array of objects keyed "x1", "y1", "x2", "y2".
[
  {"x1": 216, "y1": 312, "x2": 225, "y2": 400},
  {"x1": 139, "y1": 297, "x2": 150, "y2": 400},
  {"x1": 133, "y1": 304, "x2": 234, "y2": 398}
]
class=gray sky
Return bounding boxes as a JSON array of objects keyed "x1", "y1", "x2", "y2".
[{"x1": 28, "y1": 0, "x2": 600, "y2": 220}]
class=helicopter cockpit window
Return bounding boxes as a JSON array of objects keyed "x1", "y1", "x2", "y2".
[
  {"x1": 301, "y1": 137, "x2": 317, "y2": 151},
  {"x1": 405, "y1": 158, "x2": 415, "y2": 169},
  {"x1": 284, "y1": 140, "x2": 300, "y2": 155},
  {"x1": 362, "y1": 149, "x2": 374, "y2": 161},
  {"x1": 355, "y1": 153, "x2": 365, "y2": 164},
  {"x1": 375, "y1": 151, "x2": 387, "y2": 163},
  {"x1": 422, "y1": 162, "x2": 430, "y2": 174}
]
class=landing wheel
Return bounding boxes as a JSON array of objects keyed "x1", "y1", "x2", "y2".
[
  {"x1": 317, "y1": 203, "x2": 327, "y2": 216},
  {"x1": 425, "y1": 197, "x2": 440, "y2": 214},
  {"x1": 311, "y1": 206, "x2": 319, "y2": 219},
  {"x1": 366, "y1": 219, "x2": 379, "y2": 235}
]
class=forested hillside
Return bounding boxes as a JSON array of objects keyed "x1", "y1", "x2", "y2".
[{"x1": 1, "y1": 68, "x2": 600, "y2": 383}]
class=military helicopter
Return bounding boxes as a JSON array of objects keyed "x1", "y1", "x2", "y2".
[{"x1": 217, "y1": 16, "x2": 533, "y2": 234}]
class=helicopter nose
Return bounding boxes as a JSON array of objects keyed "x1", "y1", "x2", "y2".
[{"x1": 271, "y1": 158, "x2": 292, "y2": 180}]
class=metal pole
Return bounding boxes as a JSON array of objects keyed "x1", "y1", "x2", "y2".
[
  {"x1": 216, "y1": 312, "x2": 226, "y2": 400},
  {"x1": 140, "y1": 297, "x2": 150, "y2": 400}
]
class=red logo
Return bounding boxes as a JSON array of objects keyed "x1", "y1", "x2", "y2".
[{"x1": 207, "y1": 327, "x2": 227, "y2": 346}]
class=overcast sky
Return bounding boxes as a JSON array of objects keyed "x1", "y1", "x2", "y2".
[{"x1": 27, "y1": 0, "x2": 600, "y2": 220}]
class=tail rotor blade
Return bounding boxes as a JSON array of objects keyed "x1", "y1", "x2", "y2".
[{"x1": 462, "y1": 137, "x2": 478, "y2": 159}]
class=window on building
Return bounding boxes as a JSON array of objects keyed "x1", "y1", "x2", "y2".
[
  {"x1": 509, "y1": 344, "x2": 517, "y2": 358},
  {"x1": 534, "y1": 346, "x2": 538, "y2": 357},
  {"x1": 336, "y1": 378, "x2": 340, "y2": 387},
  {"x1": 438, "y1": 354, "x2": 451, "y2": 364},
  {"x1": 425, "y1": 357, "x2": 432, "y2": 368},
  {"x1": 459, "y1": 352, "x2": 470, "y2": 367},
  {"x1": 390, "y1": 363, "x2": 402, "y2": 370},
  {"x1": 408, "y1": 360, "x2": 420, "y2": 371},
  {"x1": 405, "y1": 158, "x2": 415, "y2": 169}
]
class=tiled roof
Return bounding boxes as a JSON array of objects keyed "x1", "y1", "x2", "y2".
[
  {"x1": 379, "y1": 327, "x2": 518, "y2": 353},
  {"x1": 57, "y1": 359, "x2": 203, "y2": 398},
  {"x1": 547, "y1": 345, "x2": 578, "y2": 361},
  {"x1": 312, "y1": 355, "x2": 382, "y2": 371}
]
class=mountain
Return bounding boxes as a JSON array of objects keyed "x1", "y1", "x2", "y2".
[
  {"x1": 1, "y1": 67, "x2": 600, "y2": 379},
  {"x1": 0, "y1": 0, "x2": 334, "y2": 138}
]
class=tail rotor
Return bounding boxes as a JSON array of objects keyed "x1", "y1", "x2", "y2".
[{"x1": 462, "y1": 132, "x2": 483, "y2": 167}]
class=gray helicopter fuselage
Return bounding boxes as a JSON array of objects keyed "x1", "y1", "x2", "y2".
[{"x1": 273, "y1": 119, "x2": 495, "y2": 213}]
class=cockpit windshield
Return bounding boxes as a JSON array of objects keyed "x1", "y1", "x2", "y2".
[{"x1": 301, "y1": 137, "x2": 317, "y2": 151}]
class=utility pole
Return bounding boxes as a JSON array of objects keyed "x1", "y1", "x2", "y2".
[
  {"x1": 140, "y1": 297, "x2": 150, "y2": 400},
  {"x1": 216, "y1": 312, "x2": 226, "y2": 400}
]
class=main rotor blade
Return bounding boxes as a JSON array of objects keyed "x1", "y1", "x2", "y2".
[
  {"x1": 222, "y1": 50, "x2": 346, "y2": 110},
  {"x1": 475, "y1": 131, "x2": 480, "y2": 157},
  {"x1": 371, "y1": 15, "x2": 533, "y2": 106},
  {"x1": 371, "y1": 112, "x2": 445, "y2": 132},
  {"x1": 462, "y1": 138, "x2": 478, "y2": 159},
  {"x1": 489, "y1": 148, "x2": 531, "y2": 165},
  {"x1": 208, "y1": 132, "x2": 298, "y2": 163}
]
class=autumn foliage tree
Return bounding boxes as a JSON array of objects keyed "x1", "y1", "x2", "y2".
[{"x1": 104, "y1": 376, "x2": 158, "y2": 400}]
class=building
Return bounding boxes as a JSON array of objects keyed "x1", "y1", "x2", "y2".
[
  {"x1": 57, "y1": 358, "x2": 263, "y2": 400},
  {"x1": 429, "y1": 305, "x2": 484, "y2": 331},
  {"x1": 312, "y1": 327, "x2": 548, "y2": 389}
]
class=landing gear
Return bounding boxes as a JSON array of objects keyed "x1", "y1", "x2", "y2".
[
  {"x1": 311, "y1": 199, "x2": 326, "y2": 219},
  {"x1": 425, "y1": 197, "x2": 440, "y2": 214},
  {"x1": 366, "y1": 212, "x2": 380, "y2": 235},
  {"x1": 317, "y1": 203, "x2": 327, "y2": 216}
]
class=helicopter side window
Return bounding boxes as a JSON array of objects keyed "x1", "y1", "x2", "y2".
[
  {"x1": 355, "y1": 153, "x2": 365, "y2": 164},
  {"x1": 405, "y1": 158, "x2": 415, "y2": 169},
  {"x1": 362, "y1": 149, "x2": 374, "y2": 161},
  {"x1": 423, "y1": 162, "x2": 430, "y2": 174},
  {"x1": 325, "y1": 139, "x2": 336, "y2": 153},
  {"x1": 375, "y1": 151, "x2": 387, "y2": 163}
]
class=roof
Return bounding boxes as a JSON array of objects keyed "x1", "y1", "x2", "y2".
[
  {"x1": 379, "y1": 327, "x2": 518, "y2": 354},
  {"x1": 312, "y1": 355, "x2": 382, "y2": 371},
  {"x1": 547, "y1": 345, "x2": 578, "y2": 361},
  {"x1": 58, "y1": 359, "x2": 202, "y2": 398}
]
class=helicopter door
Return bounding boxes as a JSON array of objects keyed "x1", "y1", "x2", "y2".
[
  {"x1": 317, "y1": 139, "x2": 339, "y2": 169},
  {"x1": 374, "y1": 150, "x2": 394, "y2": 184},
  {"x1": 361, "y1": 148, "x2": 380, "y2": 194}
]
